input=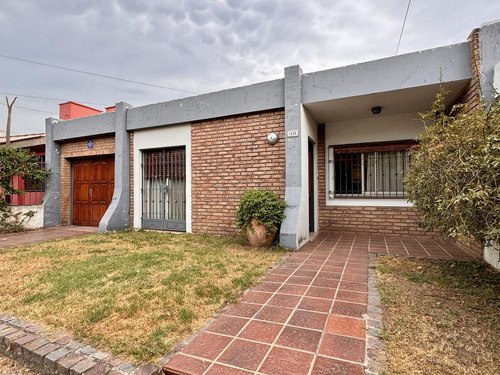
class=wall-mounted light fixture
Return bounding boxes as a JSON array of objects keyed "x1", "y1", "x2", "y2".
[
  {"x1": 371, "y1": 106, "x2": 382, "y2": 115},
  {"x1": 266, "y1": 132, "x2": 279, "y2": 145}
]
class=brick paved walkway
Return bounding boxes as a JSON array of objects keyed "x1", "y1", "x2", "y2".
[
  {"x1": 163, "y1": 234, "x2": 474, "y2": 375},
  {"x1": 0, "y1": 226, "x2": 98, "y2": 249}
]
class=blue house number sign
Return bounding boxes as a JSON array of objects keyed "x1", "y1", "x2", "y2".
[{"x1": 87, "y1": 140, "x2": 94, "y2": 149}]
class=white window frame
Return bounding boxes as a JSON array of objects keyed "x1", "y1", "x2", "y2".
[{"x1": 327, "y1": 143, "x2": 413, "y2": 206}]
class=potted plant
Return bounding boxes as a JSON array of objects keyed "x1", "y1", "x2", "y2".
[{"x1": 236, "y1": 189, "x2": 286, "y2": 247}]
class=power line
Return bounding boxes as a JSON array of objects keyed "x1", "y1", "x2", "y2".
[
  {"x1": 0, "y1": 102, "x2": 57, "y2": 115},
  {"x1": 396, "y1": 0, "x2": 412, "y2": 55},
  {"x1": 0, "y1": 54, "x2": 200, "y2": 95},
  {"x1": 0, "y1": 92, "x2": 107, "y2": 107}
]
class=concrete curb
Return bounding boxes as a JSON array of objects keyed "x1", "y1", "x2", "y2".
[
  {"x1": 364, "y1": 253, "x2": 386, "y2": 375},
  {"x1": 0, "y1": 314, "x2": 162, "y2": 375}
]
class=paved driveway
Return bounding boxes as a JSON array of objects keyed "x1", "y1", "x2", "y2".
[{"x1": 0, "y1": 226, "x2": 98, "y2": 249}]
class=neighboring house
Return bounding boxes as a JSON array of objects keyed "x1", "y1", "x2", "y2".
[
  {"x1": 43, "y1": 20, "x2": 500, "y2": 253},
  {"x1": 0, "y1": 102, "x2": 112, "y2": 228},
  {"x1": 0, "y1": 133, "x2": 46, "y2": 206}
]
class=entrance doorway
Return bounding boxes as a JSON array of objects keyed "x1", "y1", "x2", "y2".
[
  {"x1": 308, "y1": 139, "x2": 315, "y2": 233},
  {"x1": 72, "y1": 158, "x2": 115, "y2": 226},
  {"x1": 141, "y1": 147, "x2": 186, "y2": 231}
]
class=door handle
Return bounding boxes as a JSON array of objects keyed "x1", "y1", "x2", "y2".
[{"x1": 89, "y1": 188, "x2": 93, "y2": 198}]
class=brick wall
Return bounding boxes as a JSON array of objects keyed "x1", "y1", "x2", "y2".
[
  {"x1": 191, "y1": 110, "x2": 285, "y2": 236},
  {"x1": 452, "y1": 29, "x2": 481, "y2": 112},
  {"x1": 447, "y1": 29, "x2": 484, "y2": 258},
  {"x1": 317, "y1": 124, "x2": 438, "y2": 237},
  {"x1": 453, "y1": 238, "x2": 483, "y2": 259},
  {"x1": 60, "y1": 135, "x2": 115, "y2": 225}
]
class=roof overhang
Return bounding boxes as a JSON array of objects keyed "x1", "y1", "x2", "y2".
[{"x1": 301, "y1": 42, "x2": 472, "y2": 122}]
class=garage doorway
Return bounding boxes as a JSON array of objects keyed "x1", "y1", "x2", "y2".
[{"x1": 72, "y1": 157, "x2": 115, "y2": 226}]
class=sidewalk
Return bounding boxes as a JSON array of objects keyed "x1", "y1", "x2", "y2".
[
  {"x1": 0, "y1": 226, "x2": 98, "y2": 249},
  {"x1": 163, "y1": 234, "x2": 474, "y2": 375}
]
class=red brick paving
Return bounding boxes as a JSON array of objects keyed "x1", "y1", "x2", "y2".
[{"x1": 163, "y1": 234, "x2": 475, "y2": 375}]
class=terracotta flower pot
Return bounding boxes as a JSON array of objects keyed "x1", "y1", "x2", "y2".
[{"x1": 245, "y1": 218, "x2": 278, "y2": 247}]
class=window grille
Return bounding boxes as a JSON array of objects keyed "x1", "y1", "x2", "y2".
[
  {"x1": 141, "y1": 147, "x2": 186, "y2": 231},
  {"x1": 328, "y1": 142, "x2": 414, "y2": 199}
]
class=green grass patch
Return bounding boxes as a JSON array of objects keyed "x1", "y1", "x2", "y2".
[{"x1": 0, "y1": 230, "x2": 287, "y2": 364}]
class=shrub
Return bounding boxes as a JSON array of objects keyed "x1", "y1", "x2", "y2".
[
  {"x1": 236, "y1": 190, "x2": 286, "y2": 235},
  {"x1": 404, "y1": 88, "x2": 500, "y2": 245},
  {"x1": 0, "y1": 147, "x2": 49, "y2": 233}
]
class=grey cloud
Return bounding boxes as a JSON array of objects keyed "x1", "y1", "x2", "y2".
[{"x1": 1, "y1": 0, "x2": 499, "y2": 135}]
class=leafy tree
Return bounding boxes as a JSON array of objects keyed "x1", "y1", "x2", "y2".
[
  {"x1": 405, "y1": 88, "x2": 500, "y2": 245},
  {"x1": 0, "y1": 147, "x2": 48, "y2": 232}
]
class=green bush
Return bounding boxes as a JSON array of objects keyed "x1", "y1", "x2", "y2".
[
  {"x1": 236, "y1": 190, "x2": 286, "y2": 235},
  {"x1": 0, "y1": 147, "x2": 49, "y2": 233},
  {"x1": 404, "y1": 88, "x2": 500, "y2": 245}
]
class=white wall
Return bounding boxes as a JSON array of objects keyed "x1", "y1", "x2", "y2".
[
  {"x1": 133, "y1": 125, "x2": 192, "y2": 232},
  {"x1": 484, "y1": 242, "x2": 500, "y2": 271},
  {"x1": 324, "y1": 112, "x2": 423, "y2": 207},
  {"x1": 325, "y1": 112, "x2": 423, "y2": 146},
  {"x1": 298, "y1": 106, "x2": 318, "y2": 247},
  {"x1": 10, "y1": 205, "x2": 44, "y2": 229}
]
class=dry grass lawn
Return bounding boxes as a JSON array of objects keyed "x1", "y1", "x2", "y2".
[
  {"x1": 0, "y1": 230, "x2": 287, "y2": 364},
  {"x1": 377, "y1": 256, "x2": 500, "y2": 375}
]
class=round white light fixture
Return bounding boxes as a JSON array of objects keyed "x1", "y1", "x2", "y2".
[{"x1": 266, "y1": 132, "x2": 279, "y2": 145}]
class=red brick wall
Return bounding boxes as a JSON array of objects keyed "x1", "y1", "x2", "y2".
[
  {"x1": 317, "y1": 124, "x2": 438, "y2": 237},
  {"x1": 452, "y1": 29, "x2": 481, "y2": 112},
  {"x1": 447, "y1": 29, "x2": 484, "y2": 258},
  {"x1": 191, "y1": 110, "x2": 285, "y2": 236},
  {"x1": 60, "y1": 135, "x2": 115, "y2": 225},
  {"x1": 453, "y1": 238, "x2": 483, "y2": 259}
]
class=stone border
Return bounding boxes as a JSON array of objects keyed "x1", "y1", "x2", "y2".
[
  {"x1": 0, "y1": 313, "x2": 161, "y2": 375},
  {"x1": 364, "y1": 253, "x2": 386, "y2": 375}
]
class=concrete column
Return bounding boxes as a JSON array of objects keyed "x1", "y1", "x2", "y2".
[
  {"x1": 280, "y1": 65, "x2": 303, "y2": 250},
  {"x1": 43, "y1": 118, "x2": 61, "y2": 227},
  {"x1": 479, "y1": 20, "x2": 500, "y2": 101},
  {"x1": 99, "y1": 102, "x2": 132, "y2": 233}
]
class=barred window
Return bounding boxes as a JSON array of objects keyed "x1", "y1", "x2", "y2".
[{"x1": 328, "y1": 141, "x2": 415, "y2": 198}]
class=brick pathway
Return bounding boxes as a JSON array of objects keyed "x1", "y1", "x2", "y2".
[
  {"x1": 163, "y1": 234, "x2": 474, "y2": 375},
  {"x1": 0, "y1": 226, "x2": 98, "y2": 249}
]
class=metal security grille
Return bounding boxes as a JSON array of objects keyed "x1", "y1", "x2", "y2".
[
  {"x1": 328, "y1": 142, "x2": 413, "y2": 199},
  {"x1": 141, "y1": 147, "x2": 186, "y2": 231}
]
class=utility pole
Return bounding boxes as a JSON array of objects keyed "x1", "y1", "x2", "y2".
[{"x1": 5, "y1": 96, "x2": 17, "y2": 148}]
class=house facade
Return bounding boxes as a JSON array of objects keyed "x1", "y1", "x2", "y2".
[{"x1": 43, "y1": 20, "x2": 500, "y2": 252}]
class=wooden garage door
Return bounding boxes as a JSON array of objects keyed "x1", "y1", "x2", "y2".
[{"x1": 73, "y1": 158, "x2": 114, "y2": 227}]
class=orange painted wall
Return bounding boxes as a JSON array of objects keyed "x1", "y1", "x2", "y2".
[{"x1": 59, "y1": 102, "x2": 102, "y2": 120}]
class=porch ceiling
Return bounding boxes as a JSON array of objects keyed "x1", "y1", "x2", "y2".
[{"x1": 303, "y1": 80, "x2": 469, "y2": 123}]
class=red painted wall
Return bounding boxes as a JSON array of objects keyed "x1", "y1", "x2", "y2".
[{"x1": 59, "y1": 102, "x2": 102, "y2": 120}]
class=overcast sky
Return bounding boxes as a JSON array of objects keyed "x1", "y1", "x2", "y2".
[{"x1": 1, "y1": 0, "x2": 499, "y2": 135}]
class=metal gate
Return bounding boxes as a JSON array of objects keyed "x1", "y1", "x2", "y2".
[{"x1": 141, "y1": 147, "x2": 186, "y2": 231}]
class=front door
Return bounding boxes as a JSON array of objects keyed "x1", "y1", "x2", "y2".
[
  {"x1": 72, "y1": 158, "x2": 114, "y2": 226},
  {"x1": 141, "y1": 147, "x2": 186, "y2": 231}
]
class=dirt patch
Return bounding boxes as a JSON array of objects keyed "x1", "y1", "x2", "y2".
[
  {"x1": 377, "y1": 256, "x2": 500, "y2": 375},
  {"x1": 0, "y1": 354, "x2": 39, "y2": 375}
]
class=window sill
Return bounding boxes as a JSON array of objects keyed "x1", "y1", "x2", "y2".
[{"x1": 326, "y1": 198, "x2": 412, "y2": 207}]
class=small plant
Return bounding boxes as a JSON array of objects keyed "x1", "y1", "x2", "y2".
[{"x1": 236, "y1": 190, "x2": 286, "y2": 235}]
